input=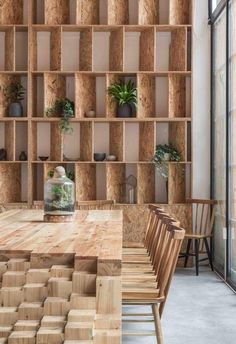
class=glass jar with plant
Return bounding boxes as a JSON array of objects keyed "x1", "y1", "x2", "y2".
[
  {"x1": 4, "y1": 82, "x2": 25, "y2": 117},
  {"x1": 44, "y1": 166, "x2": 75, "y2": 216},
  {"x1": 108, "y1": 80, "x2": 137, "y2": 118},
  {"x1": 45, "y1": 98, "x2": 75, "y2": 134}
]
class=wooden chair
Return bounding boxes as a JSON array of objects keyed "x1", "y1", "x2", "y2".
[
  {"x1": 122, "y1": 221, "x2": 185, "y2": 343},
  {"x1": 179, "y1": 199, "x2": 217, "y2": 276}
]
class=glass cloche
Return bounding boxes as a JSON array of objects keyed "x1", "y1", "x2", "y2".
[{"x1": 44, "y1": 166, "x2": 75, "y2": 216}]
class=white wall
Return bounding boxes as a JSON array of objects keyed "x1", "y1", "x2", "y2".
[{"x1": 192, "y1": 0, "x2": 211, "y2": 198}]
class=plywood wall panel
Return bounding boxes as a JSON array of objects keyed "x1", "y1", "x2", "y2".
[
  {"x1": 75, "y1": 74, "x2": 96, "y2": 118},
  {"x1": 108, "y1": 0, "x2": 129, "y2": 25},
  {"x1": 0, "y1": 164, "x2": 21, "y2": 203},
  {"x1": 137, "y1": 74, "x2": 155, "y2": 118},
  {"x1": 169, "y1": 122, "x2": 187, "y2": 161},
  {"x1": 76, "y1": 0, "x2": 99, "y2": 25},
  {"x1": 106, "y1": 74, "x2": 121, "y2": 118},
  {"x1": 168, "y1": 164, "x2": 186, "y2": 204},
  {"x1": 139, "y1": 122, "x2": 155, "y2": 161},
  {"x1": 109, "y1": 28, "x2": 124, "y2": 71},
  {"x1": 45, "y1": 0, "x2": 69, "y2": 25},
  {"x1": 0, "y1": 75, "x2": 19, "y2": 117},
  {"x1": 169, "y1": 0, "x2": 191, "y2": 25},
  {"x1": 44, "y1": 74, "x2": 66, "y2": 114},
  {"x1": 106, "y1": 164, "x2": 125, "y2": 203},
  {"x1": 5, "y1": 121, "x2": 15, "y2": 161},
  {"x1": 169, "y1": 28, "x2": 187, "y2": 71},
  {"x1": 169, "y1": 74, "x2": 186, "y2": 118},
  {"x1": 50, "y1": 28, "x2": 62, "y2": 71},
  {"x1": 5, "y1": 28, "x2": 15, "y2": 71},
  {"x1": 75, "y1": 163, "x2": 96, "y2": 201},
  {"x1": 140, "y1": 28, "x2": 155, "y2": 71},
  {"x1": 80, "y1": 122, "x2": 93, "y2": 161},
  {"x1": 0, "y1": 0, "x2": 23, "y2": 24},
  {"x1": 80, "y1": 29, "x2": 93, "y2": 71},
  {"x1": 50, "y1": 122, "x2": 63, "y2": 161},
  {"x1": 138, "y1": 0, "x2": 159, "y2": 25},
  {"x1": 110, "y1": 122, "x2": 124, "y2": 162},
  {"x1": 137, "y1": 164, "x2": 155, "y2": 204}
]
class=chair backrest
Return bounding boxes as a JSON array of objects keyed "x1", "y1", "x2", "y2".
[
  {"x1": 76, "y1": 200, "x2": 115, "y2": 210},
  {"x1": 144, "y1": 205, "x2": 164, "y2": 253},
  {"x1": 187, "y1": 199, "x2": 217, "y2": 236}
]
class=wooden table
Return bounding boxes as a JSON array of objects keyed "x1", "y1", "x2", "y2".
[{"x1": 0, "y1": 209, "x2": 123, "y2": 344}]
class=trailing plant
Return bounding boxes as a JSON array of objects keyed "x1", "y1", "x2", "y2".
[
  {"x1": 4, "y1": 82, "x2": 25, "y2": 103},
  {"x1": 45, "y1": 98, "x2": 74, "y2": 134},
  {"x1": 152, "y1": 144, "x2": 181, "y2": 179},
  {"x1": 108, "y1": 80, "x2": 137, "y2": 107}
]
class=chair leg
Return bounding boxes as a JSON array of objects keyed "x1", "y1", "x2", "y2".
[
  {"x1": 152, "y1": 304, "x2": 163, "y2": 344},
  {"x1": 204, "y1": 237, "x2": 214, "y2": 271},
  {"x1": 195, "y1": 239, "x2": 199, "y2": 276},
  {"x1": 184, "y1": 239, "x2": 192, "y2": 267}
]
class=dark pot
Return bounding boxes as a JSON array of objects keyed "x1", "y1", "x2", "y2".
[
  {"x1": 9, "y1": 102, "x2": 23, "y2": 117},
  {"x1": 19, "y1": 151, "x2": 27, "y2": 161},
  {"x1": 0, "y1": 148, "x2": 7, "y2": 161},
  {"x1": 117, "y1": 104, "x2": 132, "y2": 118}
]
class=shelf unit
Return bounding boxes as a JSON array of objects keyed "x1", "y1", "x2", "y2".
[{"x1": 0, "y1": 0, "x2": 192, "y2": 206}]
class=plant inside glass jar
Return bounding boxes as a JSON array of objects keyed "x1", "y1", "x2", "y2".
[{"x1": 50, "y1": 184, "x2": 73, "y2": 211}]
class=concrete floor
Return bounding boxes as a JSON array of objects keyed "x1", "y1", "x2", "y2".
[{"x1": 123, "y1": 268, "x2": 236, "y2": 344}]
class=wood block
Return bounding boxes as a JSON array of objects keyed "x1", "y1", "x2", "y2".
[
  {"x1": 47, "y1": 277, "x2": 72, "y2": 298},
  {"x1": 36, "y1": 328, "x2": 64, "y2": 344},
  {"x1": 70, "y1": 294, "x2": 96, "y2": 310},
  {"x1": 7, "y1": 259, "x2": 30, "y2": 272},
  {"x1": 2, "y1": 271, "x2": 26, "y2": 287},
  {"x1": 23, "y1": 284, "x2": 47, "y2": 302},
  {"x1": 94, "y1": 315, "x2": 121, "y2": 330},
  {"x1": 43, "y1": 297, "x2": 70, "y2": 316},
  {"x1": 41, "y1": 316, "x2": 66, "y2": 328},
  {"x1": 0, "y1": 287, "x2": 24, "y2": 307},
  {"x1": 96, "y1": 277, "x2": 121, "y2": 315},
  {"x1": 93, "y1": 329, "x2": 120, "y2": 344},
  {"x1": 0, "y1": 325, "x2": 12, "y2": 338},
  {"x1": 0, "y1": 307, "x2": 18, "y2": 325},
  {"x1": 18, "y1": 303, "x2": 43, "y2": 321},
  {"x1": 68, "y1": 310, "x2": 96, "y2": 323},
  {"x1": 26, "y1": 269, "x2": 50, "y2": 284},
  {"x1": 74, "y1": 259, "x2": 97, "y2": 274},
  {"x1": 8, "y1": 331, "x2": 36, "y2": 344},
  {"x1": 50, "y1": 265, "x2": 74, "y2": 278},
  {"x1": 72, "y1": 272, "x2": 96, "y2": 295},
  {"x1": 13, "y1": 320, "x2": 39, "y2": 331},
  {"x1": 65, "y1": 322, "x2": 93, "y2": 340}
]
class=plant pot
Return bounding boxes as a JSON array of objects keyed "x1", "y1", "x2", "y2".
[
  {"x1": 117, "y1": 104, "x2": 132, "y2": 118},
  {"x1": 8, "y1": 102, "x2": 23, "y2": 117}
]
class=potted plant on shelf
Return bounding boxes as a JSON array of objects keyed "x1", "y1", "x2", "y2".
[
  {"x1": 108, "y1": 80, "x2": 137, "y2": 118},
  {"x1": 4, "y1": 82, "x2": 25, "y2": 117},
  {"x1": 45, "y1": 98, "x2": 75, "y2": 134}
]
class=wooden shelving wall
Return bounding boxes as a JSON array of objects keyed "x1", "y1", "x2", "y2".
[{"x1": 0, "y1": 0, "x2": 192, "y2": 206}]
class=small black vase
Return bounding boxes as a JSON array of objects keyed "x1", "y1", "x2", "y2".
[
  {"x1": 19, "y1": 151, "x2": 27, "y2": 161},
  {"x1": 9, "y1": 102, "x2": 23, "y2": 117},
  {"x1": 0, "y1": 148, "x2": 7, "y2": 161},
  {"x1": 117, "y1": 104, "x2": 132, "y2": 118}
]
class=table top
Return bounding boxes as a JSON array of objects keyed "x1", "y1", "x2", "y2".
[{"x1": 0, "y1": 209, "x2": 123, "y2": 268}]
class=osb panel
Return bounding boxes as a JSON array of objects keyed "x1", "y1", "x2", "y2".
[
  {"x1": 5, "y1": 121, "x2": 15, "y2": 161},
  {"x1": 106, "y1": 164, "x2": 125, "y2": 203},
  {"x1": 113, "y1": 203, "x2": 192, "y2": 243},
  {"x1": 138, "y1": 0, "x2": 159, "y2": 25},
  {"x1": 169, "y1": 0, "x2": 191, "y2": 25},
  {"x1": 108, "y1": 0, "x2": 129, "y2": 25},
  {"x1": 0, "y1": 0, "x2": 23, "y2": 24},
  {"x1": 45, "y1": 0, "x2": 69, "y2": 25},
  {"x1": 50, "y1": 122, "x2": 63, "y2": 161},
  {"x1": 106, "y1": 74, "x2": 121, "y2": 118},
  {"x1": 109, "y1": 122, "x2": 124, "y2": 161},
  {"x1": 75, "y1": 74, "x2": 96, "y2": 118},
  {"x1": 50, "y1": 28, "x2": 62, "y2": 71},
  {"x1": 109, "y1": 28, "x2": 124, "y2": 71},
  {"x1": 5, "y1": 28, "x2": 15, "y2": 71},
  {"x1": 30, "y1": 122, "x2": 37, "y2": 161},
  {"x1": 169, "y1": 122, "x2": 187, "y2": 161},
  {"x1": 169, "y1": 74, "x2": 186, "y2": 118},
  {"x1": 76, "y1": 0, "x2": 99, "y2": 25},
  {"x1": 80, "y1": 29, "x2": 93, "y2": 71},
  {"x1": 30, "y1": 30, "x2": 37, "y2": 71},
  {"x1": 0, "y1": 164, "x2": 21, "y2": 203},
  {"x1": 137, "y1": 164, "x2": 155, "y2": 204},
  {"x1": 0, "y1": 74, "x2": 19, "y2": 117},
  {"x1": 168, "y1": 164, "x2": 186, "y2": 204},
  {"x1": 44, "y1": 74, "x2": 66, "y2": 113},
  {"x1": 137, "y1": 74, "x2": 155, "y2": 118},
  {"x1": 75, "y1": 164, "x2": 96, "y2": 200},
  {"x1": 139, "y1": 122, "x2": 155, "y2": 161},
  {"x1": 169, "y1": 28, "x2": 187, "y2": 71},
  {"x1": 80, "y1": 122, "x2": 92, "y2": 161},
  {"x1": 140, "y1": 28, "x2": 155, "y2": 71}
]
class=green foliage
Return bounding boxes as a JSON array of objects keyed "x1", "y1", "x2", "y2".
[
  {"x1": 108, "y1": 80, "x2": 137, "y2": 106},
  {"x1": 45, "y1": 98, "x2": 75, "y2": 134},
  {"x1": 50, "y1": 184, "x2": 73, "y2": 209},
  {"x1": 4, "y1": 82, "x2": 25, "y2": 103},
  {"x1": 47, "y1": 170, "x2": 75, "y2": 181},
  {"x1": 152, "y1": 144, "x2": 181, "y2": 179}
]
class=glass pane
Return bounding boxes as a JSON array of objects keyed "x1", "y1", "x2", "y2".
[
  {"x1": 212, "y1": 9, "x2": 227, "y2": 274},
  {"x1": 212, "y1": 0, "x2": 224, "y2": 12},
  {"x1": 229, "y1": 0, "x2": 236, "y2": 285}
]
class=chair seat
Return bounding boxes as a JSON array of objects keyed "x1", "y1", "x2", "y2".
[
  {"x1": 122, "y1": 287, "x2": 160, "y2": 300},
  {"x1": 123, "y1": 248, "x2": 148, "y2": 255},
  {"x1": 185, "y1": 233, "x2": 212, "y2": 239},
  {"x1": 123, "y1": 255, "x2": 151, "y2": 264},
  {"x1": 123, "y1": 242, "x2": 144, "y2": 248}
]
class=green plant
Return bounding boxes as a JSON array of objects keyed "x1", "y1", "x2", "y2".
[
  {"x1": 47, "y1": 170, "x2": 75, "y2": 181},
  {"x1": 152, "y1": 144, "x2": 181, "y2": 179},
  {"x1": 45, "y1": 98, "x2": 74, "y2": 134},
  {"x1": 108, "y1": 80, "x2": 137, "y2": 107},
  {"x1": 4, "y1": 82, "x2": 25, "y2": 103}
]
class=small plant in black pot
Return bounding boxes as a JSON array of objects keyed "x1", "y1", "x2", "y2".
[
  {"x1": 108, "y1": 80, "x2": 137, "y2": 118},
  {"x1": 45, "y1": 98, "x2": 75, "y2": 134},
  {"x1": 4, "y1": 82, "x2": 25, "y2": 117}
]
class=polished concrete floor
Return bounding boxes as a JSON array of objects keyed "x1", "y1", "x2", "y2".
[{"x1": 123, "y1": 268, "x2": 236, "y2": 343}]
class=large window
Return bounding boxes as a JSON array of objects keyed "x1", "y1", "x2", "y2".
[{"x1": 211, "y1": 0, "x2": 236, "y2": 288}]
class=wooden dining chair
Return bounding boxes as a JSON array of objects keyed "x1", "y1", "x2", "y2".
[
  {"x1": 122, "y1": 222, "x2": 185, "y2": 343},
  {"x1": 179, "y1": 199, "x2": 217, "y2": 275}
]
